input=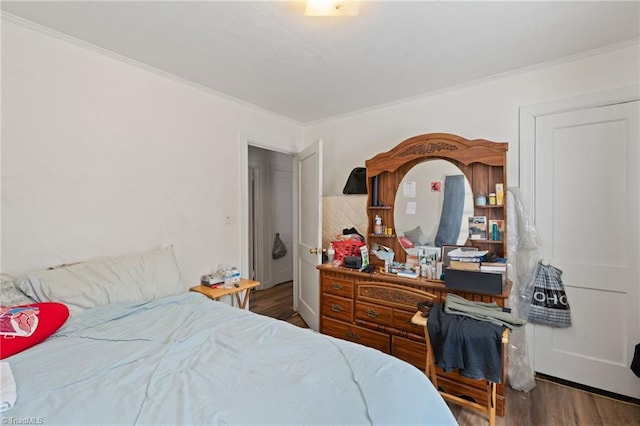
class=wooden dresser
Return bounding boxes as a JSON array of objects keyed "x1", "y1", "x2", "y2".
[
  {"x1": 318, "y1": 264, "x2": 511, "y2": 415},
  {"x1": 318, "y1": 133, "x2": 511, "y2": 415}
]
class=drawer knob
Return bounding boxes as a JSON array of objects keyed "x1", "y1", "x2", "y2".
[
  {"x1": 330, "y1": 303, "x2": 343, "y2": 312},
  {"x1": 366, "y1": 308, "x2": 380, "y2": 318},
  {"x1": 331, "y1": 283, "x2": 343, "y2": 290},
  {"x1": 346, "y1": 330, "x2": 360, "y2": 340}
]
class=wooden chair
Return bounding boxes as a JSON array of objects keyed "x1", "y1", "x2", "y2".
[{"x1": 411, "y1": 311, "x2": 509, "y2": 426}]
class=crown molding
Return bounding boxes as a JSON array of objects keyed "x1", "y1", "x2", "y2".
[
  {"x1": 1, "y1": 11, "x2": 303, "y2": 127},
  {"x1": 305, "y1": 38, "x2": 640, "y2": 127}
]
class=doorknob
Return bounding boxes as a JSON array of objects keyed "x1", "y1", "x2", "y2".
[{"x1": 309, "y1": 247, "x2": 321, "y2": 254}]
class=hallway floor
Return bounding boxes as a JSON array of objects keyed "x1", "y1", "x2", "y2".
[{"x1": 249, "y1": 281, "x2": 308, "y2": 328}]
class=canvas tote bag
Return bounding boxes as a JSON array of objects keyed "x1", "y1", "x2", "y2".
[{"x1": 528, "y1": 262, "x2": 572, "y2": 327}]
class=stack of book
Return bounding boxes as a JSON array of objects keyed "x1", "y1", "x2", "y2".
[
  {"x1": 447, "y1": 251, "x2": 507, "y2": 276},
  {"x1": 449, "y1": 258, "x2": 481, "y2": 271},
  {"x1": 480, "y1": 259, "x2": 507, "y2": 284},
  {"x1": 447, "y1": 247, "x2": 485, "y2": 271},
  {"x1": 480, "y1": 258, "x2": 507, "y2": 274}
]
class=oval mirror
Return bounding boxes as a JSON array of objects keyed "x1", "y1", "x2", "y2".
[{"x1": 393, "y1": 159, "x2": 473, "y2": 253}]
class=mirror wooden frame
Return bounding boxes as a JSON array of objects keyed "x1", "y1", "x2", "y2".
[{"x1": 365, "y1": 133, "x2": 508, "y2": 266}]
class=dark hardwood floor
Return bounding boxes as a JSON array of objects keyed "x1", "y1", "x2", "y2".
[
  {"x1": 249, "y1": 280, "x2": 308, "y2": 328},
  {"x1": 453, "y1": 378, "x2": 639, "y2": 426},
  {"x1": 249, "y1": 281, "x2": 639, "y2": 425}
]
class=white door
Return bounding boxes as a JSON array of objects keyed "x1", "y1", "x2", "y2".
[
  {"x1": 296, "y1": 140, "x2": 322, "y2": 331},
  {"x1": 533, "y1": 101, "x2": 639, "y2": 398}
]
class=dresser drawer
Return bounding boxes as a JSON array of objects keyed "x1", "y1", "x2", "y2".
[
  {"x1": 322, "y1": 317, "x2": 390, "y2": 353},
  {"x1": 392, "y1": 309, "x2": 425, "y2": 337},
  {"x1": 322, "y1": 294, "x2": 353, "y2": 323},
  {"x1": 355, "y1": 301, "x2": 393, "y2": 327},
  {"x1": 392, "y1": 335, "x2": 426, "y2": 370},
  {"x1": 321, "y1": 276, "x2": 354, "y2": 298}
]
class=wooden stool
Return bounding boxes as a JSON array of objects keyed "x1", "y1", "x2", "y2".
[{"x1": 411, "y1": 311, "x2": 509, "y2": 426}]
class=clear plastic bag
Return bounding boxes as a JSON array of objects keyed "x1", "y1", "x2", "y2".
[{"x1": 505, "y1": 187, "x2": 540, "y2": 393}]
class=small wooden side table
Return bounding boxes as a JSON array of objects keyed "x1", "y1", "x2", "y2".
[{"x1": 190, "y1": 278, "x2": 260, "y2": 309}]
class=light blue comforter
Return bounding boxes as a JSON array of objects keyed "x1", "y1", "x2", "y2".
[{"x1": 6, "y1": 293, "x2": 456, "y2": 425}]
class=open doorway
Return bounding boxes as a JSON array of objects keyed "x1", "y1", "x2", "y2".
[{"x1": 247, "y1": 145, "x2": 302, "y2": 324}]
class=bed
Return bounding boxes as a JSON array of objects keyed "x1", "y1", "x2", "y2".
[{"x1": 1, "y1": 247, "x2": 456, "y2": 425}]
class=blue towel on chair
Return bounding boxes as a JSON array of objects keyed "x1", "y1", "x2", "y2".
[
  {"x1": 434, "y1": 175, "x2": 465, "y2": 247},
  {"x1": 428, "y1": 303, "x2": 505, "y2": 383}
]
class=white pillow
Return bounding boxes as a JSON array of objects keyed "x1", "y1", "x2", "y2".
[
  {"x1": 19, "y1": 246, "x2": 184, "y2": 316},
  {"x1": 1, "y1": 274, "x2": 35, "y2": 306},
  {"x1": 404, "y1": 226, "x2": 429, "y2": 246}
]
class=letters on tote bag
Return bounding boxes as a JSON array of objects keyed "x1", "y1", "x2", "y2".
[{"x1": 528, "y1": 263, "x2": 572, "y2": 327}]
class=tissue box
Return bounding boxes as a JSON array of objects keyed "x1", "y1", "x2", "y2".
[
  {"x1": 444, "y1": 269, "x2": 503, "y2": 295},
  {"x1": 343, "y1": 256, "x2": 362, "y2": 269}
]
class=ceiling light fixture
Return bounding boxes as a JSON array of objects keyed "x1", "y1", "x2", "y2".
[{"x1": 304, "y1": 0, "x2": 360, "y2": 17}]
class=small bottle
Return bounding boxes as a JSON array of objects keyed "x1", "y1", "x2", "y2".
[
  {"x1": 327, "y1": 246, "x2": 335, "y2": 264},
  {"x1": 492, "y1": 223, "x2": 499, "y2": 241},
  {"x1": 374, "y1": 215, "x2": 383, "y2": 235},
  {"x1": 429, "y1": 263, "x2": 437, "y2": 280},
  {"x1": 489, "y1": 192, "x2": 497, "y2": 205}
]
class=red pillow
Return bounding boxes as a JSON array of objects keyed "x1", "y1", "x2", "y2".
[
  {"x1": 0, "y1": 302, "x2": 69, "y2": 359},
  {"x1": 398, "y1": 236, "x2": 415, "y2": 249}
]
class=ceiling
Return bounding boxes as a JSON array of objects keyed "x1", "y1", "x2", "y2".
[{"x1": 2, "y1": 1, "x2": 639, "y2": 124}]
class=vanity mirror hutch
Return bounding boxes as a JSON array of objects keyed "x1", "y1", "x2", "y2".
[{"x1": 317, "y1": 133, "x2": 511, "y2": 415}]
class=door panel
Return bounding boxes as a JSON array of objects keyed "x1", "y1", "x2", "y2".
[
  {"x1": 296, "y1": 140, "x2": 322, "y2": 331},
  {"x1": 534, "y1": 101, "x2": 639, "y2": 398}
]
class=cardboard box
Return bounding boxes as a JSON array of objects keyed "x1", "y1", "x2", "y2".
[{"x1": 444, "y1": 268, "x2": 503, "y2": 295}]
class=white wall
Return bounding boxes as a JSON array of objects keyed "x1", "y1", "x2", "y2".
[
  {"x1": 1, "y1": 20, "x2": 304, "y2": 286},
  {"x1": 3, "y1": 17, "x2": 638, "y2": 289},
  {"x1": 306, "y1": 42, "x2": 640, "y2": 197}
]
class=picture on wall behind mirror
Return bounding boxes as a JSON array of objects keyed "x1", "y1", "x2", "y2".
[{"x1": 468, "y1": 216, "x2": 488, "y2": 240}]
